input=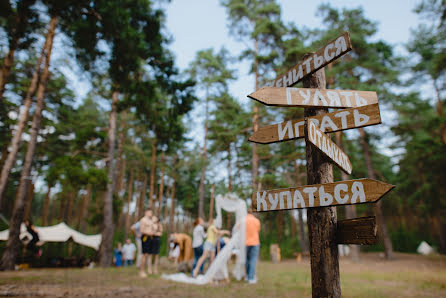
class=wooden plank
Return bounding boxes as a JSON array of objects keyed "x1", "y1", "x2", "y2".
[
  {"x1": 252, "y1": 178, "x2": 394, "y2": 212},
  {"x1": 248, "y1": 87, "x2": 378, "y2": 108},
  {"x1": 336, "y1": 216, "x2": 378, "y2": 245},
  {"x1": 249, "y1": 103, "x2": 381, "y2": 144},
  {"x1": 306, "y1": 119, "x2": 352, "y2": 175},
  {"x1": 262, "y1": 32, "x2": 352, "y2": 88}
]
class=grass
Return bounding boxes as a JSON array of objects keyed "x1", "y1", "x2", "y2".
[{"x1": 0, "y1": 253, "x2": 445, "y2": 297}]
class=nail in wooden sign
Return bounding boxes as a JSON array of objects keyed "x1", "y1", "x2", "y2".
[
  {"x1": 262, "y1": 32, "x2": 352, "y2": 88},
  {"x1": 306, "y1": 119, "x2": 352, "y2": 175},
  {"x1": 249, "y1": 103, "x2": 381, "y2": 144},
  {"x1": 336, "y1": 216, "x2": 378, "y2": 245},
  {"x1": 252, "y1": 178, "x2": 394, "y2": 212},
  {"x1": 248, "y1": 87, "x2": 378, "y2": 108}
]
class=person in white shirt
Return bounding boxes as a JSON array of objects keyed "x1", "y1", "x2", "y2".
[
  {"x1": 191, "y1": 217, "x2": 207, "y2": 275},
  {"x1": 122, "y1": 238, "x2": 137, "y2": 266}
]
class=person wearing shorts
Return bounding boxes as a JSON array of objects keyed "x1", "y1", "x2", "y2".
[
  {"x1": 139, "y1": 209, "x2": 154, "y2": 277},
  {"x1": 149, "y1": 216, "x2": 163, "y2": 274},
  {"x1": 193, "y1": 218, "x2": 219, "y2": 277}
]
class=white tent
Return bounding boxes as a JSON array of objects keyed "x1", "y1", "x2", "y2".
[{"x1": 0, "y1": 222, "x2": 101, "y2": 250}]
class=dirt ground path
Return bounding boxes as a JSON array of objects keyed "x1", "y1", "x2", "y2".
[{"x1": 0, "y1": 253, "x2": 445, "y2": 297}]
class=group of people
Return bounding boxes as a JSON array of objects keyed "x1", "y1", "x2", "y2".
[
  {"x1": 190, "y1": 210, "x2": 261, "y2": 284},
  {"x1": 113, "y1": 208, "x2": 261, "y2": 284}
]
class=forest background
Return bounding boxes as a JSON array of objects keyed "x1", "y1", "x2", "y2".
[{"x1": 0, "y1": 0, "x2": 444, "y2": 268}]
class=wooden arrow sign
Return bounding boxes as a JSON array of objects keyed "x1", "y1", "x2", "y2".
[
  {"x1": 248, "y1": 87, "x2": 378, "y2": 108},
  {"x1": 249, "y1": 103, "x2": 381, "y2": 144},
  {"x1": 252, "y1": 178, "x2": 394, "y2": 212},
  {"x1": 262, "y1": 32, "x2": 352, "y2": 88},
  {"x1": 306, "y1": 119, "x2": 352, "y2": 175},
  {"x1": 336, "y1": 216, "x2": 378, "y2": 245}
]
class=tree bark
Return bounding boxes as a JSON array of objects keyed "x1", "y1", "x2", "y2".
[
  {"x1": 78, "y1": 185, "x2": 91, "y2": 233},
  {"x1": 335, "y1": 131, "x2": 360, "y2": 262},
  {"x1": 124, "y1": 168, "x2": 134, "y2": 240},
  {"x1": 149, "y1": 139, "x2": 157, "y2": 209},
  {"x1": 208, "y1": 184, "x2": 215, "y2": 221},
  {"x1": 227, "y1": 145, "x2": 232, "y2": 192},
  {"x1": 198, "y1": 91, "x2": 209, "y2": 220},
  {"x1": 99, "y1": 90, "x2": 119, "y2": 267},
  {"x1": 290, "y1": 211, "x2": 296, "y2": 238},
  {"x1": 251, "y1": 39, "x2": 259, "y2": 191},
  {"x1": 303, "y1": 66, "x2": 341, "y2": 298},
  {"x1": 41, "y1": 186, "x2": 51, "y2": 226},
  {"x1": 138, "y1": 174, "x2": 147, "y2": 219},
  {"x1": 169, "y1": 175, "x2": 176, "y2": 231},
  {"x1": 114, "y1": 111, "x2": 127, "y2": 195},
  {"x1": 64, "y1": 191, "x2": 75, "y2": 226},
  {"x1": 293, "y1": 160, "x2": 308, "y2": 253},
  {"x1": 0, "y1": 16, "x2": 58, "y2": 270},
  {"x1": 157, "y1": 154, "x2": 165, "y2": 217},
  {"x1": 23, "y1": 182, "x2": 34, "y2": 221},
  {"x1": 359, "y1": 127, "x2": 394, "y2": 260},
  {"x1": 0, "y1": 21, "x2": 53, "y2": 207}
]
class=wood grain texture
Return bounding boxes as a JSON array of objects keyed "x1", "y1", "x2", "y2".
[
  {"x1": 248, "y1": 87, "x2": 378, "y2": 108},
  {"x1": 302, "y1": 67, "x2": 341, "y2": 298},
  {"x1": 252, "y1": 178, "x2": 395, "y2": 212},
  {"x1": 262, "y1": 32, "x2": 352, "y2": 88},
  {"x1": 306, "y1": 120, "x2": 353, "y2": 175},
  {"x1": 336, "y1": 216, "x2": 378, "y2": 245},
  {"x1": 249, "y1": 103, "x2": 381, "y2": 144}
]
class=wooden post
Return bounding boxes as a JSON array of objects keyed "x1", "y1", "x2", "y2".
[{"x1": 303, "y1": 63, "x2": 341, "y2": 298}]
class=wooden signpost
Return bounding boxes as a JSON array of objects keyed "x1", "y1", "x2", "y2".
[
  {"x1": 306, "y1": 119, "x2": 353, "y2": 175},
  {"x1": 262, "y1": 32, "x2": 352, "y2": 88},
  {"x1": 249, "y1": 103, "x2": 381, "y2": 144},
  {"x1": 249, "y1": 87, "x2": 378, "y2": 108},
  {"x1": 253, "y1": 178, "x2": 394, "y2": 212},
  {"x1": 243, "y1": 31, "x2": 394, "y2": 297},
  {"x1": 336, "y1": 216, "x2": 378, "y2": 245}
]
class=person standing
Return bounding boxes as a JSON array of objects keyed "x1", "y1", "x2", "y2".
[
  {"x1": 122, "y1": 238, "x2": 137, "y2": 266},
  {"x1": 193, "y1": 218, "x2": 219, "y2": 278},
  {"x1": 131, "y1": 221, "x2": 142, "y2": 267},
  {"x1": 150, "y1": 215, "x2": 163, "y2": 274},
  {"x1": 245, "y1": 211, "x2": 260, "y2": 284},
  {"x1": 192, "y1": 218, "x2": 206, "y2": 275},
  {"x1": 113, "y1": 242, "x2": 123, "y2": 267},
  {"x1": 139, "y1": 209, "x2": 154, "y2": 277}
]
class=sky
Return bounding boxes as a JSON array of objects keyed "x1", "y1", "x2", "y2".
[{"x1": 163, "y1": 0, "x2": 422, "y2": 155}]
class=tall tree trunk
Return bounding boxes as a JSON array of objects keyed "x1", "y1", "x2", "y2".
[
  {"x1": 251, "y1": 39, "x2": 259, "y2": 191},
  {"x1": 138, "y1": 174, "x2": 147, "y2": 219},
  {"x1": 294, "y1": 160, "x2": 308, "y2": 253},
  {"x1": 0, "y1": 16, "x2": 58, "y2": 270},
  {"x1": 335, "y1": 131, "x2": 360, "y2": 262},
  {"x1": 359, "y1": 127, "x2": 394, "y2": 260},
  {"x1": 64, "y1": 191, "x2": 75, "y2": 225},
  {"x1": 169, "y1": 175, "x2": 176, "y2": 231},
  {"x1": 99, "y1": 90, "x2": 119, "y2": 267},
  {"x1": 115, "y1": 111, "x2": 127, "y2": 195},
  {"x1": 23, "y1": 182, "x2": 34, "y2": 221},
  {"x1": 304, "y1": 66, "x2": 341, "y2": 297},
  {"x1": 124, "y1": 168, "x2": 134, "y2": 240},
  {"x1": 227, "y1": 145, "x2": 232, "y2": 192},
  {"x1": 149, "y1": 139, "x2": 157, "y2": 209},
  {"x1": 164, "y1": 184, "x2": 171, "y2": 223},
  {"x1": 157, "y1": 154, "x2": 165, "y2": 217},
  {"x1": 78, "y1": 185, "x2": 91, "y2": 232},
  {"x1": 208, "y1": 184, "x2": 214, "y2": 221},
  {"x1": 0, "y1": 21, "x2": 20, "y2": 102},
  {"x1": 198, "y1": 92, "x2": 209, "y2": 219},
  {"x1": 290, "y1": 211, "x2": 296, "y2": 238},
  {"x1": 433, "y1": 81, "x2": 446, "y2": 144},
  {"x1": 41, "y1": 186, "x2": 51, "y2": 226},
  {"x1": 297, "y1": 209, "x2": 308, "y2": 253},
  {"x1": 0, "y1": 23, "x2": 53, "y2": 206}
]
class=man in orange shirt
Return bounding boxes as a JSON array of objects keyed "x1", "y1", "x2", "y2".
[{"x1": 245, "y1": 210, "x2": 260, "y2": 284}]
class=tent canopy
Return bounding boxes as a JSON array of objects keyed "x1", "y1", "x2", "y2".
[{"x1": 0, "y1": 222, "x2": 101, "y2": 250}]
